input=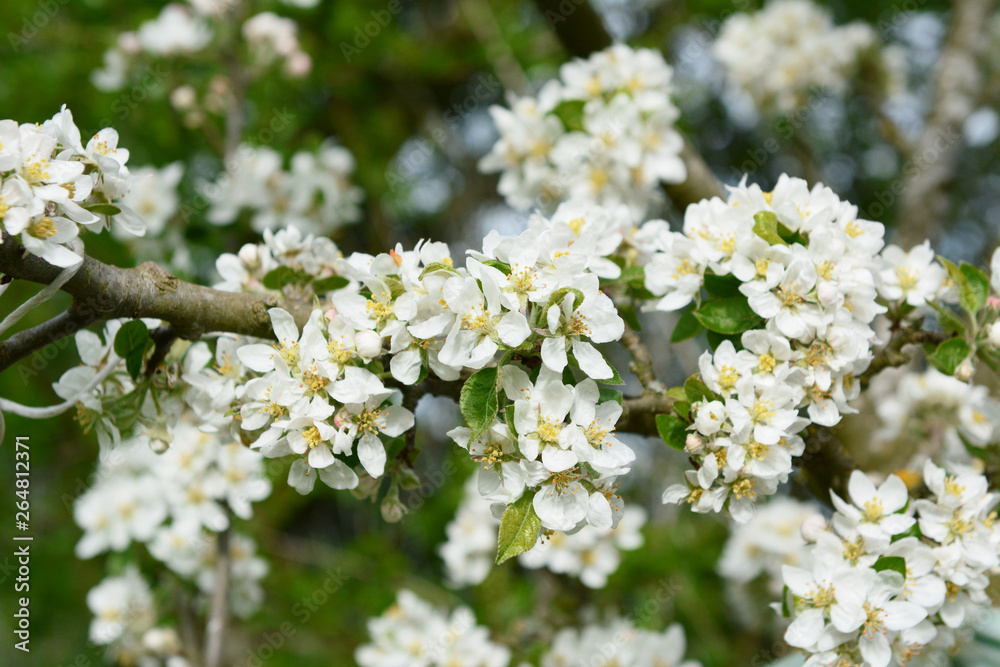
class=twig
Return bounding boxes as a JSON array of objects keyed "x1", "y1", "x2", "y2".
[
  {"x1": 145, "y1": 326, "x2": 179, "y2": 377},
  {"x1": 0, "y1": 232, "x2": 310, "y2": 374},
  {"x1": 0, "y1": 306, "x2": 96, "y2": 371},
  {"x1": 895, "y1": 0, "x2": 997, "y2": 248},
  {"x1": 620, "y1": 325, "x2": 657, "y2": 389},
  {"x1": 203, "y1": 525, "x2": 231, "y2": 667}
]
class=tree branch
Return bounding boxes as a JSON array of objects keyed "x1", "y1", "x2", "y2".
[
  {"x1": 0, "y1": 233, "x2": 308, "y2": 374},
  {"x1": 0, "y1": 305, "x2": 96, "y2": 371},
  {"x1": 532, "y1": 0, "x2": 611, "y2": 58},
  {"x1": 895, "y1": 0, "x2": 997, "y2": 249}
]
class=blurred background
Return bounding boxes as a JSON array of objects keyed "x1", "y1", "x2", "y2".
[{"x1": 0, "y1": 0, "x2": 998, "y2": 664}]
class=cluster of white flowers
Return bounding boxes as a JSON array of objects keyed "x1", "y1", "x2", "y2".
[
  {"x1": 439, "y1": 477, "x2": 646, "y2": 588},
  {"x1": 869, "y1": 367, "x2": 1000, "y2": 470},
  {"x1": 480, "y1": 44, "x2": 686, "y2": 218},
  {"x1": 242, "y1": 12, "x2": 312, "y2": 77},
  {"x1": 0, "y1": 107, "x2": 150, "y2": 267},
  {"x1": 86, "y1": 566, "x2": 188, "y2": 666},
  {"x1": 93, "y1": 1, "x2": 311, "y2": 92},
  {"x1": 179, "y1": 197, "x2": 632, "y2": 543},
  {"x1": 718, "y1": 496, "x2": 818, "y2": 593},
  {"x1": 356, "y1": 590, "x2": 511, "y2": 667},
  {"x1": 72, "y1": 427, "x2": 270, "y2": 610},
  {"x1": 542, "y1": 618, "x2": 701, "y2": 667},
  {"x1": 654, "y1": 175, "x2": 888, "y2": 520},
  {"x1": 713, "y1": 0, "x2": 879, "y2": 114},
  {"x1": 203, "y1": 141, "x2": 363, "y2": 236},
  {"x1": 358, "y1": 590, "x2": 702, "y2": 667},
  {"x1": 780, "y1": 464, "x2": 1000, "y2": 666}
]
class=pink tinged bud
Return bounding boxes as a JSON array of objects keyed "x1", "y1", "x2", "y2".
[
  {"x1": 333, "y1": 414, "x2": 344, "y2": 429},
  {"x1": 324, "y1": 308, "x2": 338, "y2": 320},
  {"x1": 355, "y1": 330, "x2": 382, "y2": 359},
  {"x1": 988, "y1": 296, "x2": 1000, "y2": 309},
  {"x1": 684, "y1": 433, "x2": 703, "y2": 453},
  {"x1": 800, "y1": 513, "x2": 828, "y2": 543}
]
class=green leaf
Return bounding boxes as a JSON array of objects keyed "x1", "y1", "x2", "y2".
[
  {"x1": 927, "y1": 301, "x2": 966, "y2": 336},
  {"x1": 262, "y1": 266, "x2": 310, "y2": 290},
  {"x1": 752, "y1": 211, "x2": 787, "y2": 246},
  {"x1": 419, "y1": 262, "x2": 460, "y2": 279},
  {"x1": 873, "y1": 555, "x2": 907, "y2": 580},
  {"x1": 938, "y1": 256, "x2": 981, "y2": 316},
  {"x1": 312, "y1": 275, "x2": 350, "y2": 293},
  {"x1": 113, "y1": 320, "x2": 151, "y2": 380},
  {"x1": 781, "y1": 585, "x2": 791, "y2": 618},
  {"x1": 928, "y1": 338, "x2": 970, "y2": 376},
  {"x1": 547, "y1": 286, "x2": 586, "y2": 312},
  {"x1": 482, "y1": 259, "x2": 512, "y2": 275},
  {"x1": 86, "y1": 203, "x2": 122, "y2": 216},
  {"x1": 706, "y1": 330, "x2": 743, "y2": 352},
  {"x1": 603, "y1": 362, "x2": 625, "y2": 386},
  {"x1": 552, "y1": 99, "x2": 586, "y2": 132},
  {"x1": 671, "y1": 307, "x2": 703, "y2": 343},
  {"x1": 496, "y1": 491, "x2": 541, "y2": 564},
  {"x1": 665, "y1": 386, "x2": 688, "y2": 402},
  {"x1": 891, "y1": 523, "x2": 921, "y2": 542},
  {"x1": 656, "y1": 414, "x2": 688, "y2": 451},
  {"x1": 673, "y1": 400, "x2": 691, "y2": 421},
  {"x1": 598, "y1": 387, "x2": 623, "y2": 405},
  {"x1": 619, "y1": 265, "x2": 645, "y2": 288},
  {"x1": 684, "y1": 375, "x2": 715, "y2": 404},
  {"x1": 114, "y1": 320, "x2": 150, "y2": 358},
  {"x1": 703, "y1": 272, "x2": 744, "y2": 298},
  {"x1": 460, "y1": 367, "x2": 499, "y2": 443},
  {"x1": 959, "y1": 262, "x2": 989, "y2": 314},
  {"x1": 694, "y1": 296, "x2": 763, "y2": 334}
]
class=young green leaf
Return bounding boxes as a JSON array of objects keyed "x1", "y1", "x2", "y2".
[
  {"x1": 496, "y1": 490, "x2": 541, "y2": 564},
  {"x1": 460, "y1": 366, "x2": 499, "y2": 442},
  {"x1": 959, "y1": 262, "x2": 989, "y2": 314},
  {"x1": 752, "y1": 211, "x2": 787, "y2": 246},
  {"x1": 694, "y1": 296, "x2": 763, "y2": 334},
  {"x1": 656, "y1": 414, "x2": 688, "y2": 451},
  {"x1": 114, "y1": 320, "x2": 151, "y2": 380},
  {"x1": 928, "y1": 338, "x2": 970, "y2": 376},
  {"x1": 703, "y1": 272, "x2": 744, "y2": 298},
  {"x1": 598, "y1": 387, "x2": 623, "y2": 405},
  {"x1": 873, "y1": 555, "x2": 906, "y2": 580},
  {"x1": 312, "y1": 275, "x2": 350, "y2": 293},
  {"x1": 262, "y1": 266, "x2": 311, "y2": 290}
]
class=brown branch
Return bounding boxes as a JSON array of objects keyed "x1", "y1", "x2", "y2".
[
  {"x1": 0, "y1": 232, "x2": 308, "y2": 374},
  {"x1": 532, "y1": 0, "x2": 611, "y2": 59},
  {"x1": 145, "y1": 325, "x2": 179, "y2": 377},
  {"x1": 620, "y1": 325, "x2": 657, "y2": 389},
  {"x1": 665, "y1": 139, "x2": 725, "y2": 208},
  {"x1": 895, "y1": 0, "x2": 997, "y2": 249},
  {"x1": 0, "y1": 305, "x2": 96, "y2": 371}
]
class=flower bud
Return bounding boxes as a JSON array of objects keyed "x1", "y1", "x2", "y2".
[
  {"x1": 800, "y1": 513, "x2": 828, "y2": 543},
  {"x1": 285, "y1": 51, "x2": 313, "y2": 78},
  {"x1": 684, "y1": 433, "x2": 703, "y2": 453},
  {"x1": 956, "y1": 358, "x2": 974, "y2": 382},
  {"x1": 237, "y1": 243, "x2": 260, "y2": 269},
  {"x1": 988, "y1": 323, "x2": 1000, "y2": 348},
  {"x1": 380, "y1": 484, "x2": 407, "y2": 523},
  {"x1": 355, "y1": 330, "x2": 382, "y2": 359}
]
